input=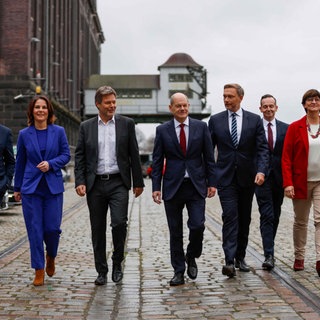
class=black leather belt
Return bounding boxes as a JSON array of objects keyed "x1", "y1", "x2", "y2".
[{"x1": 96, "y1": 173, "x2": 121, "y2": 181}]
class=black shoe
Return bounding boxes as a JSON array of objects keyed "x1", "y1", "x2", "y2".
[
  {"x1": 235, "y1": 259, "x2": 250, "y2": 272},
  {"x1": 169, "y1": 272, "x2": 185, "y2": 286},
  {"x1": 186, "y1": 256, "x2": 198, "y2": 280},
  {"x1": 262, "y1": 256, "x2": 275, "y2": 270},
  {"x1": 112, "y1": 264, "x2": 123, "y2": 283},
  {"x1": 94, "y1": 273, "x2": 107, "y2": 285},
  {"x1": 222, "y1": 264, "x2": 236, "y2": 278}
]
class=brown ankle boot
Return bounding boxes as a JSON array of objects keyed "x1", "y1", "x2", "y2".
[
  {"x1": 293, "y1": 259, "x2": 304, "y2": 271},
  {"x1": 316, "y1": 261, "x2": 320, "y2": 277},
  {"x1": 33, "y1": 269, "x2": 45, "y2": 286},
  {"x1": 46, "y1": 254, "x2": 55, "y2": 277}
]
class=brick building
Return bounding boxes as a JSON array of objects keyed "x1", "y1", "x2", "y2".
[{"x1": 0, "y1": 0, "x2": 104, "y2": 146}]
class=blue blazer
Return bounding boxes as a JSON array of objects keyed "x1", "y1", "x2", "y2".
[
  {"x1": 14, "y1": 124, "x2": 70, "y2": 195},
  {"x1": 152, "y1": 117, "x2": 215, "y2": 201},
  {"x1": 208, "y1": 109, "x2": 269, "y2": 188}
]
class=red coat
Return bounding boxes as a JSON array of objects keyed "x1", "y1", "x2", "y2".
[{"x1": 282, "y1": 116, "x2": 308, "y2": 199}]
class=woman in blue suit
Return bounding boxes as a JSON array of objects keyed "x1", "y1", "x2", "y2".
[{"x1": 14, "y1": 96, "x2": 70, "y2": 286}]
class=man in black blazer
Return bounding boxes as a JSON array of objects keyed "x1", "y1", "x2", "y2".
[
  {"x1": 74, "y1": 86, "x2": 144, "y2": 285},
  {"x1": 0, "y1": 124, "x2": 15, "y2": 207},
  {"x1": 152, "y1": 92, "x2": 216, "y2": 286},
  {"x1": 208, "y1": 84, "x2": 269, "y2": 277},
  {"x1": 255, "y1": 94, "x2": 288, "y2": 270}
]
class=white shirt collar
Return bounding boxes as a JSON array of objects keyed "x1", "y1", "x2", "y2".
[
  {"x1": 174, "y1": 117, "x2": 189, "y2": 128},
  {"x1": 98, "y1": 115, "x2": 115, "y2": 125},
  {"x1": 262, "y1": 118, "x2": 276, "y2": 127},
  {"x1": 228, "y1": 108, "x2": 242, "y2": 117}
]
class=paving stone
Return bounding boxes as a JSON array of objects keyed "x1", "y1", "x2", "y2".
[{"x1": 0, "y1": 181, "x2": 319, "y2": 319}]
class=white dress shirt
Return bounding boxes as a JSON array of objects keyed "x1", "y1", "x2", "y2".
[{"x1": 96, "y1": 115, "x2": 120, "y2": 175}]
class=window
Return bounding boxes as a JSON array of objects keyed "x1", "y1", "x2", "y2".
[
  {"x1": 169, "y1": 74, "x2": 193, "y2": 82},
  {"x1": 117, "y1": 89, "x2": 152, "y2": 99}
]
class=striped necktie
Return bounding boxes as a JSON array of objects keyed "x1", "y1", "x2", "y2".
[{"x1": 231, "y1": 113, "x2": 238, "y2": 147}]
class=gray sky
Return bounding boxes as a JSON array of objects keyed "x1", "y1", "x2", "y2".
[{"x1": 97, "y1": 0, "x2": 320, "y2": 136}]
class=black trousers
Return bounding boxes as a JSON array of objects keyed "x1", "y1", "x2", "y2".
[{"x1": 87, "y1": 175, "x2": 128, "y2": 274}]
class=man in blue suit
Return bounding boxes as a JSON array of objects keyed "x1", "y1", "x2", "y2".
[
  {"x1": 152, "y1": 92, "x2": 216, "y2": 286},
  {"x1": 255, "y1": 94, "x2": 288, "y2": 270},
  {"x1": 208, "y1": 84, "x2": 269, "y2": 277},
  {"x1": 0, "y1": 124, "x2": 15, "y2": 207}
]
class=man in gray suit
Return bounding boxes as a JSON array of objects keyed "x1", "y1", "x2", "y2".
[
  {"x1": 74, "y1": 86, "x2": 144, "y2": 285},
  {"x1": 0, "y1": 124, "x2": 15, "y2": 208}
]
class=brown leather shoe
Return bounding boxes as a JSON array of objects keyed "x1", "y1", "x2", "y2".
[
  {"x1": 33, "y1": 269, "x2": 45, "y2": 286},
  {"x1": 293, "y1": 259, "x2": 304, "y2": 271},
  {"x1": 46, "y1": 254, "x2": 55, "y2": 277}
]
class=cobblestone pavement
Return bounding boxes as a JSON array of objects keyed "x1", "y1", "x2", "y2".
[{"x1": 0, "y1": 180, "x2": 319, "y2": 319}]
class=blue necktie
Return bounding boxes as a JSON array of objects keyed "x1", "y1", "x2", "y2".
[{"x1": 231, "y1": 113, "x2": 238, "y2": 147}]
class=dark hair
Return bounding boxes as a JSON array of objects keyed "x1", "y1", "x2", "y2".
[
  {"x1": 301, "y1": 89, "x2": 320, "y2": 106},
  {"x1": 260, "y1": 94, "x2": 277, "y2": 106},
  {"x1": 95, "y1": 86, "x2": 117, "y2": 104},
  {"x1": 224, "y1": 83, "x2": 244, "y2": 97},
  {"x1": 27, "y1": 95, "x2": 54, "y2": 126}
]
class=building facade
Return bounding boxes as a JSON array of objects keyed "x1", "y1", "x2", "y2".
[
  {"x1": 0, "y1": 0, "x2": 104, "y2": 146},
  {"x1": 84, "y1": 53, "x2": 211, "y2": 123}
]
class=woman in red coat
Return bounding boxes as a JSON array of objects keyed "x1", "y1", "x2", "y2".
[{"x1": 282, "y1": 89, "x2": 320, "y2": 277}]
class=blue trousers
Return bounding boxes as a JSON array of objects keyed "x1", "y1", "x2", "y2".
[
  {"x1": 218, "y1": 180, "x2": 255, "y2": 264},
  {"x1": 22, "y1": 185, "x2": 63, "y2": 270},
  {"x1": 255, "y1": 173, "x2": 285, "y2": 257}
]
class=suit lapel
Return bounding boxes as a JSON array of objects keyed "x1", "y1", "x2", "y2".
[
  {"x1": 167, "y1": 120, "x2": 183, "y2": 154},
  {"x1": 274, "y1": 120, "x2": 284, "y2": 151},
  {"x1": 238, "y1": 109, "x2": 247, "y2": 146},
  {"x1": 114, "y1": 114, "x2": 122, "y2": 155},
  {"x1": 91, "y1": 116, "x2": 99, "y2": 154},
  {"x1": 188, "y1": 118, "x2": 198, "y2": 153},
  {"x1": 299, "y1": 117, "x2": 309, "y2": 154},
  {"x1": 45, "y1": 125, "x2": 55, "y2": 158},
  {"x1": 28, "y1": 126, "x2": 42, "y2": 159}
]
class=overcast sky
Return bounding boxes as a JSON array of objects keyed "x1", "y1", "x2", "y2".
[{"x1": 97, "y1": 0, "x2": 320, "y2": 136}]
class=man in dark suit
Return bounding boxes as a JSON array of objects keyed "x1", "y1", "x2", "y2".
[
  {"x1": 74, "y1": 86, "x2": 144, "y2": 285},
  {"x1": 255, "y1": 94, "x2": 288, "y2": 270},
  {"x1": 208, "y1": 83, "x2": 269, "y2": 277},
  {"x1": 152, "y1": 92, "x2": 216, "y2": 286},
  {"x1": 0, "y1": 124, "x2": 15, "y2": 208}
]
